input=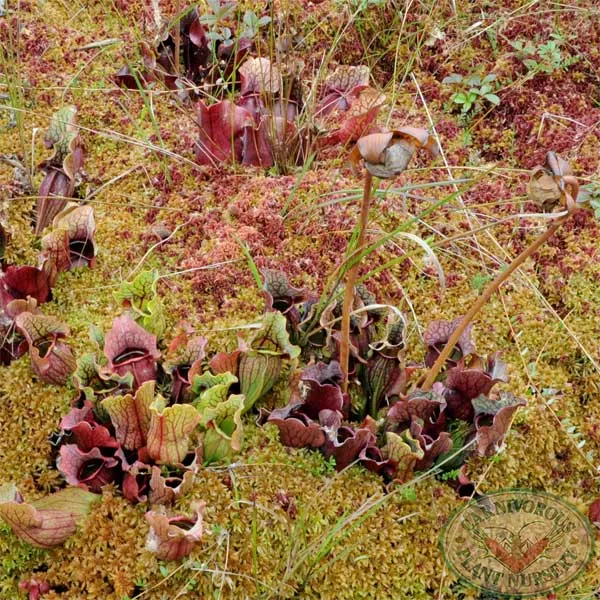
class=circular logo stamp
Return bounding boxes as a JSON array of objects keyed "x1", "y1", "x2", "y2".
[{"x1": 440, "y1": 489, "x2": 594, "y2": 597}]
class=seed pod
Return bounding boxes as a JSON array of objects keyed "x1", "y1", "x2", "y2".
[
  {"x1": 350, "y1": 127, "x2": 439, "y2": 179},
  {"x1": 528, "y1": 151, "x2": 579, "y2": 212}
]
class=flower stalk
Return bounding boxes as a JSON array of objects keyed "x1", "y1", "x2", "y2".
[
  {"x1": 421, "y1": 159, "x2": 578, "y2": 391},
  {"x1": 174, "y1": 0, "x2": 181, "y2": 75},
  {"x1": 340, "y1": 128, "x2": 438, "y2": 392},
  {"x1": 340, "y1": 171, "x2": 373, "y2": 392}
]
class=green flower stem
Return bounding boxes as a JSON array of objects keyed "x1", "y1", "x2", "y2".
[
  {"x1": 174, "y1": 0, "x2": 181, "y2": 75},
  {"x1": 341, "y1": 171, "x2": 373, "y2": 393},
  {"x1": 421, "y1": 212, "x2": 571, "y2": 391}
]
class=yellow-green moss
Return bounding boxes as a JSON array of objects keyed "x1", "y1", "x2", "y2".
[{"x1": 2, "y1": 1, "x2": 600, "y2": 598}]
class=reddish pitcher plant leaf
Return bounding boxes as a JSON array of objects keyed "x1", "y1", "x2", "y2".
[
  {"x1": 158, "y1": 7, "x2": 219, "y2": 85},
  {"x1": 259, "y1": 405, "x2": 326, "y2": 448},
  {"x1": 298, "y1": 361, "x2": 346, "y2": 419},
  {"x1": 101, "y1": 380, "x2": 155, "y2": 450},
  {"x1": 122, "y1": 465, "x2": 151, "y2": 505},
  {"x1": 0, "y1": 484, "x2": 98, "y2": 548},
  {"x1": 57, "y1": 445, "x2": 120, "y2": 493},
  {"x1": 209, "y1": 347, "x2": 244, "y2": 376},
  {"x1": 301, "y1": 360, "x2": 344, "y2": 386},
  {"x1": 195, "y1": 100, "x2": 254, "y2": 166},
  {"x1": 442, "y1": 353, "x2": 509, "y2": 421},
  {"x1": 320, "y1": 87, "x2": 386, "y2": 147},
  {"x1": 3, "y1": 296, "x2": 39, "y2": 319},
  {"x1": 454, "y1": 465, "x2": 477, "y2": 499},
  {"x1": 36, "y1": 171, "x2": 72, "y2": 236},
  {"x1": 40, "y1": 204, "x2": 96, "y2": 285},
  {"x1": 148, "y1": 467, "x2": 195, "y2": 506},
  {"x1": 115, "y1": 7, "x2": 252, "y2": 95},
  {"x1": 59, "y1": 399, "x2": 96, "y2": 430},
  {"x1": 114, "y1": 41, "x2": 158, "y2": 90},
  {"x1": 239, "y1": 57, "x2": 281, "y2": 96},
  {"x1": 53, "y1": 204, "x2": 96, "y2": 268},
  {"x1": 350, "y1": 127, "x2": 439, "y2": 178},
  {"x1": 423, "y1": 317, "x2": 476, "y2": 369},
  {"x1": 409, "y1": 418, "x2": 452, "y2": 471},
  {"x1": 261, "y1": 268, "x2": 308, "y2": 329},
  {"x1": 36, "y1": 106, "x2": 84, "y2": 235},
  {"x1": 146, "y1": 397, "x2": 201, "y2": 465},
  {"x1": 164, "y1": 329, "x2": 207, "y2": 403},
  {"x1": 103, "y1": 314, "x2": 161, "y2": 388},
  {"x1": 317, "y1": 65, "x2": 370, "y2": 116},
  {"x1": 318, "y1": 283, "x2": 377, "y2": 364},
  {"x1": 0, "y1": 266, "x2": 51, "y2": 311},
  {"x1": 15, "y1": 312, "x2": 75, "y2": 385},
  {"x1": 19, "y1": 577, "x2": 50, "y2": 600},
  {"x1": 473, "y1": 392, "x2": 526, "y2": 456},
  {"x1": 386, "y1": 389, "x2": 448, "y2": 437},
  {"x1": 317, "y1": 65, "x2": 385, "y2": 147},
  {"x1": 240, "y1": 119, "x2": 275, "y2": 167},
  {"x1": 320, "y1": 409, "x2": 376, "y2": 471},
  {"x1": 68, "y1": 421, "x2": 120, "y2": 453},
  {"x1": 145, "y1": 501, "x2": 205, "y2": 561},
  {"x1": 359, "y1": 444, "x2": 398, "y2": 479}
]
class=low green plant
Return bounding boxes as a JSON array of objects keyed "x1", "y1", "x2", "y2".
[
  {"x1": 442, "y1": 72, "x2": 500, "y2": 115},
  {"x1": 509, "y1": 35, "x2": 579, "y2": 75},
  {"x1": 578, "y1": 182, "x2": 600, "y2": 218}
]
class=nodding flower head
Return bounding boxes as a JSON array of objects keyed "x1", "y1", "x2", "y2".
[
  {"x1": 528, "y1": 151, "x2": 579, "y2": 212},
  {"x1": 350, "y1": 127, "x2": 439, "y2": 179}
]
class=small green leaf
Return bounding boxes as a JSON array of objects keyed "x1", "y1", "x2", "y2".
[
  {"x1": 442, "y1": 74, "x2": 463, "y2": 84},
  {"x1": 202, "y1": 394, "x2": 245, "y2": 463},
  {"x1": 114, "y1": 270, "x2": 165, "y2": 337},
  {"x1": 523, "y1": 59, "x2": 539, "y2": 71},
  {"x1": 192, "y1": 372, "x2": 238, "y2": 419},
  {"x1": 238, "y1": 352, "x2": 282, "y2": 413},
  {"x1": 147, "y1": 399, "x2": 200, "y2": 465},
  {"x1": 249, "y1": 312, "x2": 300, "y2": 359},
  {"x1": 484, "y1": 93, "x2": 500, "y2": 105}
]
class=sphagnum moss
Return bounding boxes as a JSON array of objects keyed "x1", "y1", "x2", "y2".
[{"x1": 2, "y1": 0, "x2": 600, "y2": 598}]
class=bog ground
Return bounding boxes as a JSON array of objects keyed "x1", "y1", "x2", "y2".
[{"x1": 1, "y1": 1, "x2": 600, "y2": 599}]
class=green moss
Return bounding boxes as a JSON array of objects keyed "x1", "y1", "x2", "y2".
[
  {"x1": 2, "y1": 0, "x2": 600, "y2": 598},
  {"x1": 0, "y1": 523, "x2": 49, "y2": 598}
]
